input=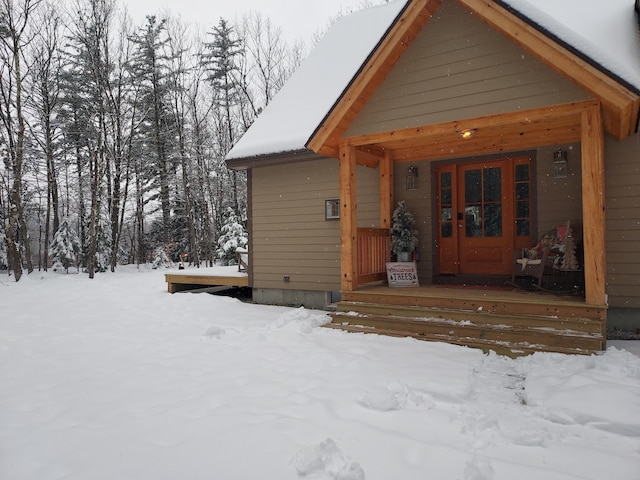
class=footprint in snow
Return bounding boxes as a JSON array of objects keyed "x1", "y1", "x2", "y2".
[
  {"x1": 465, "y1": 455, "x2": 494, "y2": 480},
  {"x1": 358, "y1": 380, "x2": 435, "y2": 412},
  {"x1": 291, "y1": 438, "x2": 365, "y2": 480},
  {"x1": 203, "y1": 325, "x2": 225, "y2": 339}
]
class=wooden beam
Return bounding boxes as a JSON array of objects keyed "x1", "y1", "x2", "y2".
[
  {"x1": 456, "y1": 0, "x2": 639, "y2": 140},
  {"x1": 354, "y1": 146, "x2": 383, "y2": 168},
  {"x1": 389, "y1": 124, "x2": 581, "y2": 162},
  {"x1": 336, "y1": 100, "x2": 591, "y2": 164},
  {"x1": 581, "y1": 103, "x2": 607, "y2": 306},
  {"x1": 344, "y1": 100, "x2": 595, "y2": 148},
  {"x1": 340, "y1": 144, "x2": 358, "y2": 292},
  {"x1": 379, "y1": 150, "x2": 394, "y2": 229}
]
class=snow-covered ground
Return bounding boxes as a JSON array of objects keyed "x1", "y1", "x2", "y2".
[{"x1": 1, "y1": 266, "x2": 639, "y2": 480}]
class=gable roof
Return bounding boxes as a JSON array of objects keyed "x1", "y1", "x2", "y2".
[
  {"x1": 225, "y1": 1, "x2": 411, "y2": 161},
  {"x1": 226, "y1": 0, "x2": 640, "y2": 166}
]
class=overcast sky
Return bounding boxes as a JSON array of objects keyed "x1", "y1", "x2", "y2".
[{"x1": 123, "y1": 0, "x2": 384, "y2": 43}]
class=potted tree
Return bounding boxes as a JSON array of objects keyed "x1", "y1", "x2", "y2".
[{"x1": 391, "y1": 200, "x2": 418, "y2": 262}]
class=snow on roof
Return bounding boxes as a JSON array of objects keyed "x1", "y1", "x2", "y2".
[
  {"x1": 502, "y1": 0, "x2": 640, "y2": 91},
  {"x1": 227, "y1": 0, "x2": 640, "y2": 162},
  {"x1": 225, "y1": 0, "x2": 410, "y2": 160}
]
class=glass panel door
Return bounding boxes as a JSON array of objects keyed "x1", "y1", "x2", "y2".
[
  {"x1": 464, "y1": 167, "x2": 502, "y2": 238},
  {"x1": 457, "y1": 160, "x2": 513, "y2": 275}
]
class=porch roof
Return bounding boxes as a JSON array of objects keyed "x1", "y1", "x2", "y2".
[{"x1": 226, "y1": 0, "x2": 640, "y2": 168}]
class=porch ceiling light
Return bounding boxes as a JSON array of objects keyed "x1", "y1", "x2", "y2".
[{"x1": 458, "y1": 128, "x2": 477, "y2": 139}]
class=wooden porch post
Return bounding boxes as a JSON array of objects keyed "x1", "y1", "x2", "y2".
[
  {"x1": 379, "y1": 150, "x2": 394, "y2": 228},
  {"x1": 340, "y1": 143, "x2": 358, "y2": 291},
  {"x1": 581, "y1": 103, "x2": 607, "y2": 306}
]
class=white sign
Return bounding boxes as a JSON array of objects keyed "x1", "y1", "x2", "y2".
[{"x1": 386, "y1": 262, "x2": 419, "y2": 287}]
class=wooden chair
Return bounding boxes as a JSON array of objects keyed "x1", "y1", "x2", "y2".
[
  {"x1": 511, "y1": 248, "x2": 549, "y2": 288},
  {"x1": 510, "y1": 221, "x2": 582, "y2": 291}
]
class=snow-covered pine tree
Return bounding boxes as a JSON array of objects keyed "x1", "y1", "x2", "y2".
[
  {"x1": 391, "y1": 201, "x2": 418, "y2": 261},
  {"x1": 0, "y1": 221, "x2": 8, "y2": 269},
  {"x1": 216, "y1": 208, "x2": 248, "y2": 266},
  {"x1": 151, "y1": 246, "x2": 174, "y2": 269},
  {"x1": 50, "y1": 220, "x2": 81, "y2": 273},
  {"x1": 94, "y1": 211, "x2": 112, "y2": 273}
]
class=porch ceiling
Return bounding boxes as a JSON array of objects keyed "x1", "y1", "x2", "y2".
[{"x1": 344, "y1": 99, "x2": 593, "y2": 165}]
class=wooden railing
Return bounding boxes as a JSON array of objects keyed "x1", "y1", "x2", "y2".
[{"x1": 357, "y1": 228, "x2": 391, "y2": 286}]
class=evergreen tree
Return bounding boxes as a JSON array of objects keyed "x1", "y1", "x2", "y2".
[
  {"x1": 391, "y1": 201, "x2": 418, "y2": 260},
  {"x1": 128, "y1": 15, "x2": 176, "y2": 246},
  {"x1": 216, "y1": 207, "x2": 247, "y2": 266},
  {"x1": 50, "y1": 220, "x2": 81, "y2": 273},
  {"x1": 0, "y1": 220, "x2": 8, "y2": 269},
  {"x1": 202, "y1": 18, "x2": 245, "y2": 220},
  {"x1": 151, "y1": 245, "x2": 174, "y2": 269},
  {"x1": 93, "y1": 208, "x2": 112, "y2": 272}
]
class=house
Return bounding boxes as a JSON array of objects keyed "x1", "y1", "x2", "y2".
[{"x1": 226, "y1": 0, "x2": 640, "y2": 355}]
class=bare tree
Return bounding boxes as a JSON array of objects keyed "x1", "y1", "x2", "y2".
[
  {"x1": 28, "y1": 1, "x2": 62, "y2": 271},
  {"x1": 0, "y1": 0, "x2": 40, "y2": 280},
  {"x1": 66, "y1": 0, "x2": 117, "y2": 277}
]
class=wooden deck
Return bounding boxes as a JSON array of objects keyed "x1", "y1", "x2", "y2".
[
  {"x1": 327, "y1": 284, "x2": 607, "y2": 356},
  {"x1": 165, "y1": 267, "x2": 248, "y2": 293}
]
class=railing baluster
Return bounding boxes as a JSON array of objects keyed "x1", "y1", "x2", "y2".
[{"x1": 356, "y1": 228, "x2": 391, "y2": 286}]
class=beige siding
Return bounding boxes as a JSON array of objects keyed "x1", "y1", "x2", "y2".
[
  {"x1": 345, "y1": 0, "x2": 591, "y2": 137},
  {"x1": 535, "y1": 144, "x2": 583, "y2": 235},
  {"x1": 251, "y1": 158, "x2": 380, "y2": 292},
  {"x1": 605, "y1": 133, "x2": 640, "y2": 308},
  {"x1": 394, "y1": 161, "x2": 434, "y2": 282}
]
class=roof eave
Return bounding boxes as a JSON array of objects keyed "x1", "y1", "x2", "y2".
[
  {"x1": 306, "y1": 0, "x2": 443, "y2": 157},
  {"x1": 225, "y1": 148, "x2": 325, "y2": 171}
]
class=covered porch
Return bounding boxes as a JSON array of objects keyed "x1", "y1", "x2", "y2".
[
  {"x1": 335, "y1": 100, "x2": 606, "y2": 304},
  {"x1": 324, "y1": 100, "x2": 608, "y2": 355}
]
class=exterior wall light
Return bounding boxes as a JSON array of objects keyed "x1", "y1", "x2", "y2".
[
  {"x1": 553, "y1": 148, "x2": 568, "y2": 178},
  {"x1": 405, "y1": 165, "x2": 418, "y2": 190}
]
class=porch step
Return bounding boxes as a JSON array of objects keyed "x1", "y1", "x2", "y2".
[{"x1": 327, "y1": 302, "x2": 605, "y2": 356}]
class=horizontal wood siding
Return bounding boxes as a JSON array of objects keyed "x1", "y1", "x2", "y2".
[
  {"x1": 604, "y1": 134, "x2": 640, "y2": 308},
  {"x1": 251, "y1": 158, "x2": 380, "y2": 292},
  {"x1": 535, "y1": 144, "x2": 583, "y2": 235},
  {"x1": 345, "y1": 0, "x2": 590, "y2": 137},
  {"x1": 394, "y1": 160, "x2": 433, "y2": 281}
]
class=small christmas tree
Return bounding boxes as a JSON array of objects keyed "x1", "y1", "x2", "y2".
[
  {"x1": 561, "y1": 221, "x2": 579, "y2": 270},
  {"x1": 391, "y1": 201, "x2": 418, "y2": 261},
  {"x1": 50, "y1": 220, "x2": 81, "y2": 273}
]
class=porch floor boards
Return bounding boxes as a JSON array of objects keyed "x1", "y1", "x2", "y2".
[{"x1": 327, "y1": 284, "x2": 606, "y2": 356}]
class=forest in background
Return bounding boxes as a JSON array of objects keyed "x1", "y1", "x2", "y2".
[{"x1": 0, "y1": 0, "x2": 314, "y2": 279}]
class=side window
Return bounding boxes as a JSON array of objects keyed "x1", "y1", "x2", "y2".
[{"x1": 325, "y1": 199, "x2": 340, "y2": 220}]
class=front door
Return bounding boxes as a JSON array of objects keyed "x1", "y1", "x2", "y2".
[{"x1": 436, "y1": 157, "x2": 532, "y2": 276}]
